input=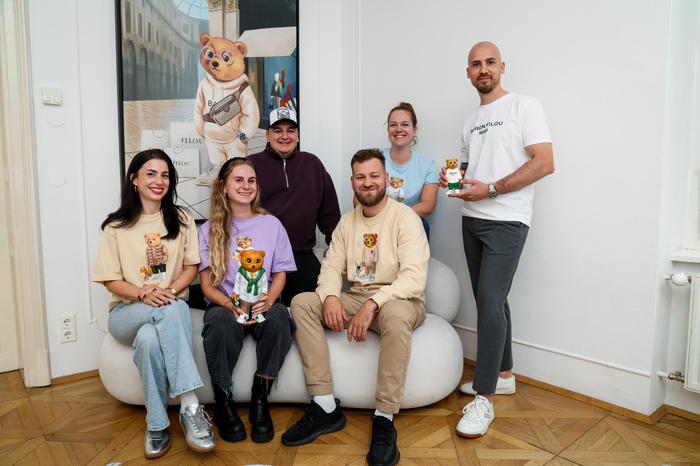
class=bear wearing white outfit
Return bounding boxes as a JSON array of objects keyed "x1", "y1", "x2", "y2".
[
  {"x1": 231, "y1": 249, "x2": 268, "y2": 323},
  {"x1": 193, "y1": 33, "x2": 260, "y2": 184}
]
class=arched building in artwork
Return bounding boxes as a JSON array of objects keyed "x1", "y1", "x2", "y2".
[{"x1": 120, "y1": 0, "x2": 207, "y2": 100}]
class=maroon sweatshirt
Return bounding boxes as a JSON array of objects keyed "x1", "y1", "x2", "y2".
[{"x1": 249, "y1": 144, "x2": 341, "y2": 253}]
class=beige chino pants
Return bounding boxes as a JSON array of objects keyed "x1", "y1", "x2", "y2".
[{"x1": 290, "y1": 290, "x2": 425, "y2": 413}]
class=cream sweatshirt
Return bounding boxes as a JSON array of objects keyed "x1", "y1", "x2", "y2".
[{"x1": 316, "y1": 198, "x2": 429, "y2": 307}]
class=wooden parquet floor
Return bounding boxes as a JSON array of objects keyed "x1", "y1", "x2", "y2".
[{"x1": 1, "y1": 367, "x2": 700, "y2": 465}]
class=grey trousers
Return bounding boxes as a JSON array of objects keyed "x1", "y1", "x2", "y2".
[
  {"x1": 202, "y1": 303, "x2": 294, "y2": 390},
  {"x1": 462, "y1": 216, "x2": 529, "y2": 394}
]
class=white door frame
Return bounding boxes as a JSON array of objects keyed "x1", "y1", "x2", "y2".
[{"x1": 0, "y1": 0, "x2": 51, "y2": 386}]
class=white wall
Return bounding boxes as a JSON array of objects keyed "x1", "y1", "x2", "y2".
[
  {"x1": 26, "y1": 0, "x2": 700, "y2": 415},
  {"x1": 356, "y1": 0, "x2": 698, "y2": 415},
  {"x1": 298, "y1": 0, "x2": 359, "y2": 206},
  {"x1": 658, "y1": 0, "x2": 700, "y2": 415},
  {"x1": 28, "y1": 0, "x2": 120, "y2": 377}
]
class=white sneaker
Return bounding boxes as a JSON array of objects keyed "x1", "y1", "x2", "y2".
[
  {"x1": 456, "y1": 395, "x2": 494, "y2": 438},
  {"x1": 195, "y1": 162, "x2": 223, "y2": 186},
  {"x1": 459, "y1": 375, "x2": 516, "y2": 396}
]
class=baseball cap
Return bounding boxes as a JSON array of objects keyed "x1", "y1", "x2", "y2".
[{"x1": 268, "y1": 107, "x2": 298, "y2": 129}]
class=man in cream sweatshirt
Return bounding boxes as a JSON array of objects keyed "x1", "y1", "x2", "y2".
[{"x1": 281, "y1": 149, "x2": 429, "y2": 466}]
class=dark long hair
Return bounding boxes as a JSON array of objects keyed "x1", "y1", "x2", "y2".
[{"x1": 101, "y1": 149, "x2": 187, "y2": 239}]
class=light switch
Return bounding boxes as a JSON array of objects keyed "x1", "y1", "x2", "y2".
[{"x1": 40, "y1": 87, "x2": 63, "y2": 106}]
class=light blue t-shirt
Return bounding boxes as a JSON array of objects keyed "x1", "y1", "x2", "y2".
[{"x1": 382, "y1": 148, "x2": 439, "y2": 207}]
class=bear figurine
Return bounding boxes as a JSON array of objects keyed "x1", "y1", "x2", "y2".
[
  {"x1": 232, "y1": 249, "x2": 268, "y2": 324},
  {"x1": 445, "y1": 158, "x2": 462, "y2": 195},
  {"x1": 194, "y1": 33, "x2": 260, "y2": 185}
]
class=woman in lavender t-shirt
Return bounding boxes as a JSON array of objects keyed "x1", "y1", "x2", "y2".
[{"x1": 198, "y1": 158, "x2": 296, "y2": 444}]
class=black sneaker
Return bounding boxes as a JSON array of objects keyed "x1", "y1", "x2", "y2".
[
  {"x1": 281, "y1": 399, "x2": 346, "y2": 446},
  {"x1": 367, "y1": 415, "x2": 400, "y2": 466}
]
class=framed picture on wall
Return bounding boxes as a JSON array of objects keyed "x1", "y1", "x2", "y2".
[{"x1": 115, "y1": 0, "x2": 299, "y2": 220}]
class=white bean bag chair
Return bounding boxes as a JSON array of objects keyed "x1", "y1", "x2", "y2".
[{"x1": 98, "y1": 257, "x2": 463, "y2": 409}]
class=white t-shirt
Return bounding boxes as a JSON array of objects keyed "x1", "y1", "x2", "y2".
[{"x1": 460, "y1": 93, "x2": 551, "y2": 226}]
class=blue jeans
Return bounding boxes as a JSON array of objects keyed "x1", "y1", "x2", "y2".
[{"x1": 108, "y1": 300, "x2": 203, "y2": 431}]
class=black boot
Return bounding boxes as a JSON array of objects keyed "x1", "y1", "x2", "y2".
[
  {"x1": 212, "y1": 385, "x2": 246, "y2": 442},
  {"x1": 249, "y1": 376, "x2": 274, "y2": 442}
]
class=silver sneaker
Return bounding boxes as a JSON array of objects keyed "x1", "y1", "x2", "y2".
[
  {"x1": 144, "y1": 429, "x2": 171, "y2": 459},
  {"x1": 180, "y1": 404, "x2": 216, "y2": 452}
]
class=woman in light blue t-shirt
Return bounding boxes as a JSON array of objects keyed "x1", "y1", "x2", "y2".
[{"x1": 383, "y1": 102, "x2": 438, "y2": 238}]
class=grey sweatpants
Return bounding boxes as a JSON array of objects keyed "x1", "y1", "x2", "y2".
[{"x1": 462, "y1": 216, "x2": 529, "y2": 394}]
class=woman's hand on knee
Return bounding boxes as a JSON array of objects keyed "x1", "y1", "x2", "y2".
[{"x1": 143, "y1": 288, "x2": 172, "y2": 307}]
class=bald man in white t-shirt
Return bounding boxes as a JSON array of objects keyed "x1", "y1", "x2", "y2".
[{"x1": 441, "y1": 41, "x2": 555, "y2": 438}]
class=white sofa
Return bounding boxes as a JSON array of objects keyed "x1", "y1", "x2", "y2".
[{"x1": 98, "y1": 257, "x2": 464, "y2": 409}]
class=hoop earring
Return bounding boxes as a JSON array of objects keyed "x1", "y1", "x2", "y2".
[
  {"x1": 224, "y1": 192, "x2": 228, "y2": 199},
  {"x1": 134, "y1": 185, "x2": 138, "y2": 193}
]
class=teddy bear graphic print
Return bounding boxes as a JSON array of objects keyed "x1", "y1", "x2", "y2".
[
  {"x1": 353, "y1": 233, "x2": 379, "y2": 282},
  {"x1": 142, "y1": 233, "x2": 169, "y2": 284}
]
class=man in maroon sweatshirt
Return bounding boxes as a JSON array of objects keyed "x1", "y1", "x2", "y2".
[{"x1": 249, "y1": 108, "x2": 341, "y2": 305}]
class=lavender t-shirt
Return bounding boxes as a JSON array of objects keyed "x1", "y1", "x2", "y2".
[{"x1": 198, "y1": 214, "x2": 296, "y2": 300}]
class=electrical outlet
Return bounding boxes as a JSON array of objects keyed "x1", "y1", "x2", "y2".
[
  {"x1": 60, "y1": 314, "x2": 74, "y2": 330},
  {"x1": 59, "y1": 314, "x2": 77, "y2": 343},
  {"x1": 61, "y1": 329, "x2": 76, "y2": 343}
]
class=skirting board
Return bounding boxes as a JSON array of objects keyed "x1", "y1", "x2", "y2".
[
  {"x1": 464, "y1": 358, "x2": 664, "y2": 424},
  {"x1": 665, "y1": 405, "x2": 700, "y2": 424},
  {"x1": 463, "y1": 357, "x2": 673, "y2": 425},
  {"x1": 454, "y1": 324, "x2": 655, "y2": 415},
  {"x1": 51, "y1": 369, "x2": 99, "y2": 385}
]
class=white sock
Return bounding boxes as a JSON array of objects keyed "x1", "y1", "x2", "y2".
[
  {"x1": 313, "y1": 394, "x2": 337, "y2": 414},
  {"x1": 374, "y1": 409, "x2": 393, "y2": 421},
  {"x1": 179, "y1": 390, "x2": 199, "y2": 412}
]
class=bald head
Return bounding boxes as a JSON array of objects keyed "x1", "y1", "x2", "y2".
[
  {"x1": 466, "y1": 41, "x2": 506, "y2": 98},
  {"x1": 468, "y1": 41, "x2": 502, "y2": 64}
]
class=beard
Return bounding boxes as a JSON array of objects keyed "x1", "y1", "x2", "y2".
[
  {"x1": 355, "y1": 186, "x2": 387, "y2": 207},
  {"x1": 472, "y1": 74, "x2": 499, "y2": 94}
]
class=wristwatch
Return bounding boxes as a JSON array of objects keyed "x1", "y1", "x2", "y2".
[
  {"x1": 169, "y1": 287, "x2": 177, "y2": 295},
  {"x1": 488, "y1": 183, "x2": 498, "y2": 199}
]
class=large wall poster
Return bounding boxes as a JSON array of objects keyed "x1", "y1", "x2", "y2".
[{"x1": 116, "y1": 0, "x2": 299, "y2": 220}]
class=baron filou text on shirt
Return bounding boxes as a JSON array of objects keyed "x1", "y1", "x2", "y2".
[{"x1": 470, "y1": 121, "x2": 504, "y2": 135}]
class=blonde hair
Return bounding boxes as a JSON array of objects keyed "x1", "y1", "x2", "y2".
[{"x1": 208, "y1": 158, "x2": 266, "y2": 286}]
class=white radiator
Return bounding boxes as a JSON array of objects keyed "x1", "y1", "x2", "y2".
[{"x1": 686, "y1": 278, "x2": 700, "y2": 393}]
